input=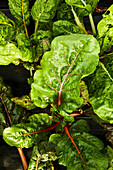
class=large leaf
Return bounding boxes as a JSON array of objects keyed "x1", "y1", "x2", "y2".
[
  {"x1": 31, "y1": 34, "x2": 100, "y2": 113},
  {"x1": 3, "y1": 113, "x2": 52, "y2": 148},
  {"x1": 53, "y1": 20, "x2": 84, "y2": 36},
  {"x1": 85, "y1": 55, "x2": 113, "y2": 123},
  {"x1": 8, "y1": 0, "x2": 30, "y2": 36},
  {"x1": 49, "y1": 120, "x2": 108, "y2": 170},
  {"x1": 97, "y1": 5, "x2": 113, "y2": 53},
  {"x1": 0, "y1": 42, "x2": 22, "y2": 65},
  {"x1": 31, "y1": 0, "x2": 60, "y2": 22}
]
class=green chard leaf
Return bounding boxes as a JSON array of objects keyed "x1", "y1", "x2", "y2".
[
  {"x1": 31, "y1": 34, "x2": 100, "y2": 113},
  {"x1": 106, "y1": 145, "x2": 113, "y2": 170},
  {"x1": 0, "y1": 77, "x2": 27, "y2": 133},
  {"x1": 56, "y1": 3, "x2": 74, "y2": 21},
  {"x1": 53, "y1": 20, "x2": 84, "y2": 36},
  {"x1": 3, "y1": 113, "x2": 52, "y2": 148},
  {"x1": 30, "y1": 30, "x2": 52, "y2": 62},
  {"x1": 85, "y1": 55, "x2": 113, "y2": 123},
  {"x1": 8, "y1": 0, "x2": 30, "y2": 37},
  {"x1": 0, "y1": 11, "x2": 15, "y2": 42},
  {"x1": 31, "y1": 0, "x2": 60, "y2": 32},
  {"x1": 31, "y1": 0, "x2": 60, "y2": 22},
  {"x1": 49, "y1": 120, "x2": 108, "y2": 170},
  {"x1": 97, "y1": 5, "x2": 113, "y2": 53},
  {"x1": 65, "y1": 0, "x2": 99, "y2": 18},
  {"x1": 11, "y1": 95, "x2": 36, "y2": 110},
  {"x1": 0, "y1": 42, "x2": 22, "y2": 65},
  {"x1": 16, "y1": 33, "x2": 35, "y2": 62},
  {"x1": 28, "y1": 142, "x2": 57, "y2": 170}
]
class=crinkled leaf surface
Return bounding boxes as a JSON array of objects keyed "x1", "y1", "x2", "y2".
[
  {"x1": 0, "y1": 42, "x2": 22, "y2": 65},
  {"x1": 16, "y1": 33, "x2": 35, "y2": 62},
  {"x1": 30, "y1": 30, "x2": 52, "y2": 62},
  {"x1": 86, "y1": 55, "x2": 113, "y2": 123},
  {"x1": 97, "y1": 5, "x2": 113, "y2": 53},
  {"x1": 0, "y1": 43, "x2": 21, "y2": 64},
  {"x1": 56, "y1": 3, "x2": 74, "y2": 21},
  {"x1": 106, "y1": 145, "x2": 113, "y2": 170},
  {"x1": 49, "y1": 120, "x2": 108, "y2": 170},
  {"x1": 0, "y1": 77, "x2": 27, "y2": 132},
  {"x1": 8, "y1": 0, "x2": 30, "y2": 27},
  {"x1": 3, "y1": 113, "x2": 52, "y2": 148},
  {"x1": 31, "y1": 34, "x2": 100, "y2": 113},
  {"x1": 28, "y1": 142, "x2": 57, "y2": 170},
  {"x1": 0, "y1": 11, "x2": 15, "y2": 42},
  {"x1": 103, "y1": 124, "x2": 113, "y2": 145},
  {"x1": 65, "y1": 0, "x2": 99, "y2": 17},
  {"x1": 53, "y1": 20, "x2": 84, "y2": 36},
  {"x1": 11, "y1": 95, "x2": 36, "y2": 110},
  {"x1": 31, "y1": 0, "x2": 60, "y2": 22},
  {"x1": 79, "y1": 80, "x2": 89, "y2": 105}
]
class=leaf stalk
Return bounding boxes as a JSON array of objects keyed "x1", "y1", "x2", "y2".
[
  {"x1": 88, "y1": 13, "x2": 96, "y2": 35},
  {"x1": 71, "y1": 6, "x2": 87, "y2": 34}
]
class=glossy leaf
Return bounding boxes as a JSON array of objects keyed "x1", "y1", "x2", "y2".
[
  {"x1": 28, "y1": 142, "x2": 57, "y2": 170},
  {"x1": 3, "y1": 113, "x2": 52, "y2": 148},
  {"x1": 79, "y1": 80, "x2": 89, "y2": 105},
  {"x1": 86, "y1": 55, "x2": 113, "y2": 123},
  {"x1": 103, "y1": 124, "x2": 113, "y2": 145},
  {"x1": 30, "y1": 30, "x2": 52, "y2": 62},
  {"x1": 106, "y1": 145, "x2": 113, "y2": 170},
  {"x1": 31, "y1": 34, "x2": 100, "y2": 113},
  {"x1": 65, "y1": 0, "x2": 99, "y2": 18},
  {"x1": 0, "y1": 42, "x2": 22, "y2": 65},
  {"x1": 56, "y1": 3, "x2": 74, "y2": 21},
  {"x1": 0, "y1": 76, "x2": 27, "y2": 131},
  {"x1": 31, "y1": 0, "x2": 60, "y2": 22},
  {"x1": 97, "y1": 5, "x2": 113, "y2": 53},
  {"x1": 11, "y1": 95, "x2": 36, "y2": 110},
  {"x1": 53, "y1": 20, "x2": 84, "y2": 36},
  {"x1": 0, "y1": 11, "x2": 15, "y2": 42},
  {"x1": 49, "y1": 120, "x2": 108, "y2": 170},
  {"x1": 16, "y1": 33, "x2": 35, "y2": 62},
  {"x1": 8, "y1": 0, "x2": 30, "y2": 37}
]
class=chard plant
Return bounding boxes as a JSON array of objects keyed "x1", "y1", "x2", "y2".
[{"x1": 0, "y1": 0, "x2": 113, "y2": 169}]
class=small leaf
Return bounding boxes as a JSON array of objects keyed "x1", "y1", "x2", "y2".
[
  {"x1": 56, "y1": 3, "x2": 74, "y2": 21},
  {"x1": 11, "y1": 95, "x2": 36, "y2": 110},
  {"x1": 97, "y1": 5, "x2": 113, "y2": 53},
  {"x1": 16, "y1": 33, "x2": 35, "y2": 63},
  {"x1": 0, "y1": 11, "x2": 15, "y2": 42},
  {"x1": 28, "y1": 143, "x2": 57, "y2": 170},
  {"x1": 0, "y1": 42, "x2": 22, "y2": 65},
  {"x1": 65, "y1": 0, "x2": 99, "y2": 18},
  {"x1": 53, "y1": 20, "x2": 84, "y2": 36},
  {"x1": 30, "y1": 30, "x2": 52, "y2": 62},
  {"x1": 31, "y1": 0, "x2": 60, "y2": 22},
  {"x1": 106, "y1": 145, "x2": 113, "y2": 170}
]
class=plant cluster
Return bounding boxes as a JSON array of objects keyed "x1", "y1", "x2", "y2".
[{"x1": 0, "y1": 0, "x2": 113, "y2": 169}]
